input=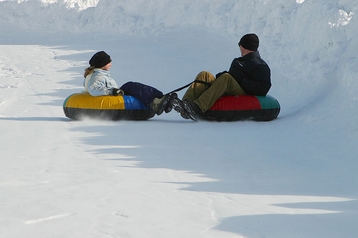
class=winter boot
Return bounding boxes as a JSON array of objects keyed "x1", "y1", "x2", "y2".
[
  {"x1": 151, "y1": 93, "x2": 172, "y2": 115},
  {"x1": 164, "y1": 93, "x2": 178, "y2": 113},
  {"x1": 183, "y1": 99, "x2": 202, "y2": 120},
  {"x1": 172, "y1": 98, "x2": 197, "y2": 121}
]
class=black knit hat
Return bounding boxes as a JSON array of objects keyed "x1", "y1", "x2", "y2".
[
  {"x1": 89, "y1": 51, "x2": 112, "y2": 68},
  {"x1": 239, "y1": 34, "x2": 259, "y2": 51}
]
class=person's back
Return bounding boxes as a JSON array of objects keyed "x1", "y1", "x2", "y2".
[
  {"x1": 229, "y1": 51, "x2": 271, "y2": 96},
  {"x1": 84, "y1": 69, "x2": 118, "y2": 96}
]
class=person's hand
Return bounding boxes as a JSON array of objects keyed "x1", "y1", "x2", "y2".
[
  {"x1": 215, "y1": 71, "x2": 228, "y2": 78},
  {"x1": 112, "y1": 88, "x2": 124, "y2": 96}
]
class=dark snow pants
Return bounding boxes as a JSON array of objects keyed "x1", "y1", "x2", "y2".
[{"x1": 120, "y1": 81, "x2": 163, "y2": 108}]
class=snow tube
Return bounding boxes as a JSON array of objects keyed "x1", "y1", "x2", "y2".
[
  {"x1": 201, "y1": 95, "x2": 280, "y2": 121},
  {"x1": 63, "y1": 93, "x2": 155, "y2": 120}
]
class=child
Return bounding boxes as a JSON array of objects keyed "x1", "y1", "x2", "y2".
[{"x1": 84, "y1": 51, "x2": 180, "y2": 116}]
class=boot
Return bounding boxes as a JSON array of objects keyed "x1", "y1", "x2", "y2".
[
  {"x1": 183, "y1": 99, "x2": 202, "y2": 120},
  {"x1": 172, "y1": 98, "x2": 197, "y2": 121},
  {"x1": 164, "y1": 93, "x2": 178, "y2": 113},
  {"x1": 150, "y1": 93, "x2": 179, "y2": 115}
]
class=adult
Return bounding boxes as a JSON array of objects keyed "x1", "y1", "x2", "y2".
[{"x1": 180, "y1": 33, "x2": 271, "y2": 120}]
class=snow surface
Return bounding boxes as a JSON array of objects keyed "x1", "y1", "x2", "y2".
[{"x1": 0, "y1": 0, "x2": 357, "y2": 237}]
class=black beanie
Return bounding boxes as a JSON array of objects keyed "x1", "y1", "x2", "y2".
[
  {"x1": 89, "y1": 51, "x2": 112, "y2": 68},
  {"x1": 239, "y1": 34, "x2": 259, "y2": 51}
]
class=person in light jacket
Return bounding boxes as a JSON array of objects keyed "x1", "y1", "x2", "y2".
[{"x1": 83, "y1": 51, "x2": 186, "y2": 117}]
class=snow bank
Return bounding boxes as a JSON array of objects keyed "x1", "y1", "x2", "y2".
[
  {"x1": 0, "y1": 0, "x2": 357, "y2": 112},
  {"x1": 0, "y1": 0, "x2": 98, "y2": 10}
]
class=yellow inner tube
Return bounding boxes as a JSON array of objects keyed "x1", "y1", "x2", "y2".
[{"x1": 64, "y1": 93, "x2": 125, "y2": 110}]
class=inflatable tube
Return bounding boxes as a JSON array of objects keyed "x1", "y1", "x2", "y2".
[
  {"x1": 201, "y1": 95, "x2": 280, "y2": 121},
  {"x1": 63, "y1": 93, "x2": 155, "y2": 120}
]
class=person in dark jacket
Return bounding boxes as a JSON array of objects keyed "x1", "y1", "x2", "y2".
[{"x1": 180, "y1": 33, "x2": 271, "y2": 120}]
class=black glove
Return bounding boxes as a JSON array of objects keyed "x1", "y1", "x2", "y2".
[
  {"x1": 112, "y1": 88, "x2": 124, "y2": 96},
  {"x1": 215, "y1": 71, "x2": 228, "y2": 79}
]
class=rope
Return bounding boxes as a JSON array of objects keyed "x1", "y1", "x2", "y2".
[{"x1": 166, "y1": 80, "x2": 212, "y2": 95}]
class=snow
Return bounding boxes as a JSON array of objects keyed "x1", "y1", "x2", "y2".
[{"x1": 0, "y1": 0, "x2": 357, "y2": 237}]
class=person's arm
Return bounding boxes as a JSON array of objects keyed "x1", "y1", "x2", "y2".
[{"x1": 87, "y1": 74, "x2": 113, "y2": 96}]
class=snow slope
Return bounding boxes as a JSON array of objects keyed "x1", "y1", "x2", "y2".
[{"x1": 0, "y1": 0, "x2": 357, "y2": 238}]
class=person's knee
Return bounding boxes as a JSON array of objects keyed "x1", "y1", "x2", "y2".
[
  {"x1": 216, "y1": 73, "x2": 234, "y2": 82},
  {"x1": 199, "y1": 70, "x2": 210, "y2": 74},
  {"x1": 221, "y1": 72, "x2": 233, "y2": 78},
  {"x1": 197, "y1": 71, "x2": 212, "y2": 78},
  {"x1": 196, "y1": 71, "x2": 215, "y2": 84}
]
